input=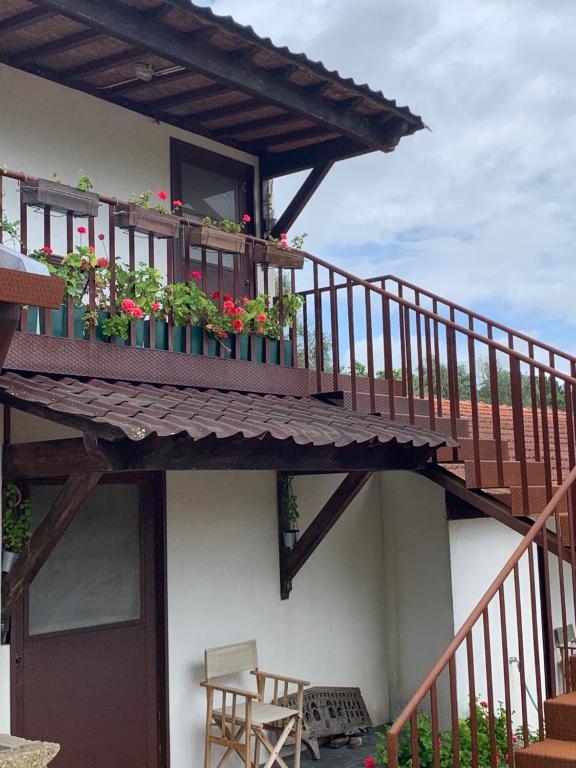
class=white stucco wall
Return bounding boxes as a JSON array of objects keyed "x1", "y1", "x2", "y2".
[{"x1": 0, "y1": 63, "x2": 260, "y2": 258}]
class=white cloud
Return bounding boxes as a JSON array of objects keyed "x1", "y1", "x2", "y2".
[{"x1": 204, "y1": 0, "x2": 576, "y2": 328}]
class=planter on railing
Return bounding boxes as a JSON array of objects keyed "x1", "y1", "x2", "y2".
[
  {"x1": 253, "y1": 242, "x2": 305, "y2": 270},
  {"x1": 189, "y1": 225, "x2": 245, "y2": 255},
  {"x1": 114, "y1": 203, "x2": 180, "y2": 239},
  {"x1": 21, "y1": 178, "x2": 99, "y2": 217},
  {"x1": 40, "y1": 305, "x2": 85, "y2": 339}
]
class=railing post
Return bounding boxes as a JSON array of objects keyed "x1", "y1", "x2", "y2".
[{"x1": 537, "y1": 544, "x2": 554, "y2": 698}]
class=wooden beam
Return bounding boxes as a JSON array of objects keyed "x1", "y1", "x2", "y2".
[
  {"x1": 147, "y1": 82, "x2": 230, "y2": 113},
  {"x1": 183, "y1": 98, "x2": 263, "y2": 125},
  {"x1": 0, "y1": 304, "x2": 20, "y2": 371},
  {"x1": 0, "y1": 7, "x2": 56, "y2": 34},
  {"x1": 261, "y1": 137, "x2": 370, "y2": 178},
  {"x1": 1, "y1": 472, "x2": 102, "y2": 618},
  {"x1": 9, "y1": 29, "x2": 101, "y2": 65},
  {"x1": 251, "y1": 126, "x2": 334, "y2": 151},
  {"x1": 270, "y1": 162, "x2": 333, "y2": 238},
  {"x1": 33, "y1": 0, "x2": 414, "y2": 150},
  {"x1": 3, "y1": 435, "x2": 434, "y2": 476},
  {"x1": 63, "y1": 47, "x2": 144, "y2": 79},
  {"x1": 213, "y1": 113, "x2": 295, "y2": 139},
  {"x1": 284, "y1": 471, "x2": 373, "y2": 587}
]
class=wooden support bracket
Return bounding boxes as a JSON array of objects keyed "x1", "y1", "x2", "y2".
[
  {"x1": 1, "y1": 471, "x2": 102, "y2": 619},
  {"x1": 269, "y1": 162, "x2": 333, "y2": 238},
  {"x1": 277, "y1": 470, "x2": 373, "y2": 600}
]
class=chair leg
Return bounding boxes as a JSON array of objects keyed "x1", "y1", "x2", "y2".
[{"x1": 293, "y1": 716, "x2": 303, "y2": 768}]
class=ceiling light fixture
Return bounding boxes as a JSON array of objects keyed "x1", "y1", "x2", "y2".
[{"x1": 134, "y1": 63, "x2": 155, "y2": 83}]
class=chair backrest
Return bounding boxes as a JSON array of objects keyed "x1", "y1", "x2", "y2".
[
  {"x1": 205, "y1": 640, "x2": 258, "y2": 680},
  {"x1": 554, "y1": 624, "x2": 576, "y2": 647}
]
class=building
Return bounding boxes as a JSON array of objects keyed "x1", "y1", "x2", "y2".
[{"x1": 0, "y1": 2, "x2": 575, "y2": 768}]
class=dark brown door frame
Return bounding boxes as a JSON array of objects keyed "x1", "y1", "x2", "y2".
[{"x1": 10, "y1": 471, "x2": 170, "y2": 768}]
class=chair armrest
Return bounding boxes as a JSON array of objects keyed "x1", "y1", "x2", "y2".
[
  {"x1": 201, "y1": 681, "x2": 260, "y2": 700},
  {"x1": 251, "y1": 670, "x2": 311, "y2": 687}
]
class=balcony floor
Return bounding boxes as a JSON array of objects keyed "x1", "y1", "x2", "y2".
[{"x1": 298, "y1": 728, "x2": 380, "y2": 767}]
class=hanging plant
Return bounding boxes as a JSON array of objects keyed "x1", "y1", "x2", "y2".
[
  {"x1": 2, "y1": 482, "x2": 32, "y2": 572},
  {"x1": 281, "y1": 475, "x2": 299, "y2": 549}
]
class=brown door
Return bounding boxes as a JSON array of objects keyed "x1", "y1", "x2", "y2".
[
  {"x1": 11, "y1": 476, "x2": 166, "y2": 768},
  {"x1": 171, "y1": 138, "x2": 256, "y2": 297}
]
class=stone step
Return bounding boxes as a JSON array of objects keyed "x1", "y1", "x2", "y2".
[
  {"x1": 515, "y1": 738, "x2": 576, "y2": 767},
  {"x1": 464, "y1": 460, "x2": 547, "y2": 489},
  {"x1": 545, "y1": 693, "x2": 576, "y2": 741},
  {"x1": 436, "y1": 437, "x2": 510, "y2": 463},
  {"x1": 510, "y1": 486, "x2": 568, "y2": 517}
]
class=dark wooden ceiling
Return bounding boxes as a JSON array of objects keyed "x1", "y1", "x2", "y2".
[{"x1": 0, "y1": 0, "x2": 425, "y2": 176}]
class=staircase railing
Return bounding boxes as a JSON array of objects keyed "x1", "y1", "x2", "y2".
[
  {"x1": 385, "y1": 466, "x2": 576, "y2": 767},
  {"x1": 298, "y1": 251, "x2": 576, "y2": 508}
]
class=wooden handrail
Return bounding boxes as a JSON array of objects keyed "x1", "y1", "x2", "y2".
[{"x1": 386, "y1": 465, "x2": 576, "y2": 763}]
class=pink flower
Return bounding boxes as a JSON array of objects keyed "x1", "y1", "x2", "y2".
[
  {"x1": 363, "y1": 759, "x2": 376, "y2": 768},
  {"x1": 234, "y1": 307, "x2": 245, "y2": 315},
  {"x1": 257, "y1": 313, "x2": 267, "y2": 323},
  {"x1": 219, "y1": 331, "x2": 228, "y2": 339},
  {"x1": 232, "y1": 318, "x2": 244, "y2": 332},
  {"x1": 97, "y1": 257, "x2": 109, "y2": 268},
  {"x1": 190, "y1": 271, "x2": 202, "y2": 280},
  {"x1": 480, "y1": 701, "x2": 489, "y2": 709},
  {"x1": 243, "y1": 296, "x2": 249, "y2": 305},
  {"x1": 157, "y1": 190, "x2": 168, "y2": 201},
  {"x1": 280, "y1": 233, "x2": 287, "y2": 239},
  {"x1": 121, "y1": 298, "x2": 136, "y2": 312},
  {"x1": 77, "y1": 226, "x2": 87, "y2": 235},
  {"x1": 89, "y1": 245, "x2": 95, "y2": 254},
  {"x1": 41, "y1": 246, "x2": 53, "y2": 255},
  {"x1": 172, "y1": 199, "x2": 182, "y2": 208},
  {"x1": 280, "y1": 240, "x2": 288, "y2": 249},
  {"x1": 151, "y1": 302, "x2": 161, "y2": 312},
  {"x1": 242, "y1": 213, "x2": 251, "y2": 223},
  {"x1": 257, "y1": 326, "x2": 264, "y2": 334},
  {"x1": 98, "y1": 233, "x2": 105, "y2": 241},
  {"x1": 131, "y1": 306, "x2": 144, "y2": 319}
]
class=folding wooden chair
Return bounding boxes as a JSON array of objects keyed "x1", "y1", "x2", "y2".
[{"x1": 202, "y1": 640, "x2": 310, "y2": 768}]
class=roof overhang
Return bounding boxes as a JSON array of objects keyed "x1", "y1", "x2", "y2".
[
  {"x1": 0, "y1": 372, "x2": 454, "y2": 473},
  {"x1": 0, "y1": 0, "x2": 425, "y2": 176}
]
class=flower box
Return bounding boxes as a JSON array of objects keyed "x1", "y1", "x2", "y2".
[
  {"x1": 114, "y1": 203, "x2": 180, "y2": 239},
  {"x1": 189, "y1": 225, "x2": 246, "y2": 255},
  {"x1": 253, "y1": 242, "x2": 305, "y2": 270},
  {"x1": 40, "y1": 306, "x2": 85, "y2": 339},
  {"x1": 21, "y1": 178, "x2": 100, "y2": 218}
]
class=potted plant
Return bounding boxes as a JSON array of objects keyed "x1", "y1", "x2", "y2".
[
  {"x1": 281, "y1": 475, "x2": 299, "y2": 549},
  {"x1": 2, "y1": 482, "x2": 32, "y2": 573},
  {"x1": 115, "y1": 190, "x2": 181, "y2": 239},
  {"x1": 253, "y1": 232, "x2": 307, "y2": 270},
  {"x1": 189, "y1": 213, "x2": 251, "y2": 255},
  {"x1": 21, "y1": 171, "x2": 100, "y2": 218}
]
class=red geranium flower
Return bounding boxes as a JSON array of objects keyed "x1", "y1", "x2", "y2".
[
  {"x1": 242, "y1": 213, "x2": 251, "y2": 223},
  {"x1": 280, "y1": 240, "x2": 288, "y2": 249},
  {"x1": 97, "y1": 257, "x2": 109, "y2": 268},
  {"x1": 151, "y1": 302, "x2": 161, "y2": 312},
  {"x1": 41, "y1": 246, "x2": 53, "y2": 255},
  {"x1": 98, "y1": 233, "x2": 105, "y2": 241},
  {"x1": 190, "y1": 271, "x2": 202, "y2": 280},
  {"x1": 172, "y1": 199, "x2": 182, "y2": 208},
  {"x1": 234, "y1": 307, "x2": 245, "y2": 315},
  {"x1": 121, "y1": 298, "x2": 136, "y2": 312},
  {"x1": 243, "y1": 296, "x2": 249, "y2": 305},
  {"x1": 257, "y1": 326, "x2": 264, "y2": 334},
  {"x1": 80, "y1": 257, "x2": 89, "y2": 270},
  {"x1": 223, "y1": 300, "x2": 235, "y2": 313},
  {"x1": 77, "y1": 226, "x2": 87, "y2": 235},
  {"x1": 232, "y1": 318, "x2": 244, "y2": 332},
  {"x1": 89, "y1": 245, "x2": 95, "y2": 254},
  {"x1": 219, "y1": 331, "x2": 228, "y2": 339},
  {"x1": 257, "y1": 313, "x2": 267, "y2": 323},
  {"x1": 157, "y1": 190, "x2": 168, "y2": 201},
  {"x1": 363, "y1": 759, "x2": 376, "y2": 768},
  {"x1": 480, "y1": 701, "x2": 489, "y2": 709},
  {"x1": 223, "y1": 293, "x2": 232, "y2": 301},
  {"x1": 280, "y1": 233, "x2": 287, "y2": 239},
  {"x1": 131, "y1": 306, "x2": 144, "y2": 319},
  {"x1": 211, "y1": 291, "x2": 220, "y2": 299}
]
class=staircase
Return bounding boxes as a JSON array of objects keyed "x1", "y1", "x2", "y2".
[{"x1": 298, "y1": 261, "x2": 576, "y2": 767}]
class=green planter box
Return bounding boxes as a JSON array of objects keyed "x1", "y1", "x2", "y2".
[{"x1": 40, "y1": 306, "x2": 85, "y2": 339}]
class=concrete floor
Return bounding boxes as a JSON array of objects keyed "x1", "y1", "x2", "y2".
[{"x1": 298, "y1": 729, "x2": 381, "y2": 768}]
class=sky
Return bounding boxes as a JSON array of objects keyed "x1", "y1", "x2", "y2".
[{"x1": 200, "y1": 0, "x2": 576, "y2": 357}]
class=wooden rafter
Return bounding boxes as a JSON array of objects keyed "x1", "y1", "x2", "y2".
[
  {"x1": 147, "y1": 83, "x2": 230, "y2": 113},
  {"x1": 31, "y1": 0, "x2": 402, "y2": 152},
  {"x1": 0, "y1": 7, "x2": 56, "y2": 33},
  {"x1": 10, "y1": 28, "x2": 101, "y2": 65},
  {"x1": 278, "y1": 471, "x2": 373, "y2": 599},
  {"x1": 1, "y1": 472, "x2": 102, "y2": 619},
  {"x1": 64, "y1": 47, "x2": 145, "y2": 79},
  {"x1": 270, "y1": 162, "x2": 333, "y2": 238}
]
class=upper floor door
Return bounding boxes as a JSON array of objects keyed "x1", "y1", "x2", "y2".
[{"x1": 170, "y1": 139, "x2": 256, "y2": 297}]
